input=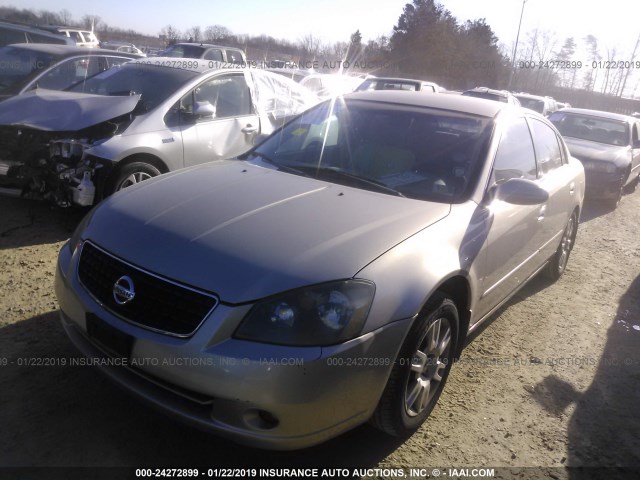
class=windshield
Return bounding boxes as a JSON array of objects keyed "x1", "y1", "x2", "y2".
[
  {"x1": 248, "y1": 98, "x2": 493, "y2": 203},
  {"x1": 549, "y1": 112, "x2": 630, "y2": 146},
  {"x1": 0, "y1": 46, "x2": 58, "y2": 95},
  {"x1": 67, "y1": 63, "x2": 198, "y2": 112}
]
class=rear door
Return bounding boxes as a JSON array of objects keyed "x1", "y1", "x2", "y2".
[{"x1": 527, "y1": 117, "x2": 576, "y2": 259}]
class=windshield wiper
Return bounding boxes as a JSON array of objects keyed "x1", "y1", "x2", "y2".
[
  {"x1": 249, "y1": 152, "x2": 312, "y2": 178},
  {"x1": 294, "y1": 166, "x2": 406, "y2": 197}
]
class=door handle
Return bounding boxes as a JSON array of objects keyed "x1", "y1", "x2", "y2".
[
  {"x1": 569, "y1": 182, "x2": 575, "y2": 195},
  {"x1": 537, "y1": 205, "x2": 546, "y2": 222},
  {"x1": 242, "y1": 124, "x2": 258, "y2": 134}
]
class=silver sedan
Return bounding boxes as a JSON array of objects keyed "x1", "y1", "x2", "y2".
[
  {"x1": 56, "y1": 91, "x2": 585, "y2": 449},
  {"x1": 0, "y1": 58, "x2": 318, "y2": 206}
]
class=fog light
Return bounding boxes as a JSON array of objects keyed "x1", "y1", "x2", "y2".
[{"x1": 243, "y1": 409, "x2": 279, "y2": 430}]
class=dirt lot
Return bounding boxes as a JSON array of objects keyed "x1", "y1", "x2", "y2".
[{"x1": 1, "y1": 189, "x2": 639, "y2": 479}]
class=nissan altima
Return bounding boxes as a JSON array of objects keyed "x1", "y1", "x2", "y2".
[{"x1": 55, "y1": 91, "x2": 585, "y2": 449}]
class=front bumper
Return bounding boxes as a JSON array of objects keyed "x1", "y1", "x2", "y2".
[
  {"x1": 55, "y1": 242, "x2": 411, "y2": 450},
  {"x1": 583, "y1": 170, "x2": 624, "y2": 200}
]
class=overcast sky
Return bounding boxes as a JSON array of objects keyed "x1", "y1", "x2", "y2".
[{"x1": 5, "y1": 0, "x2": 639, "y2": 54}]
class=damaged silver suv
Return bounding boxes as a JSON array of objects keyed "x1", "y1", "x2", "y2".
[{"x1": 0, "y1": 58, "x2": 317, "y2": 206}]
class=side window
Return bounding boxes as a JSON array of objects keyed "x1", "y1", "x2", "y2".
[
  {"x1": 529, "y1": 118, "x2": 563, "y2": 175},
  {"x1": 225, "y1": 50, "x2": 244, "y2": 65},
  {"x1": 0, "y1": 29, "x2": 27, "y2": 44},
  {"x1": 632, "y1": 123, "x2": 639, "y2": 145},
  {"x1": 181, "y1": 75, "x2": 251, "y2": 122},
  {"x1": 203, "y1": 49, "x2": 223, "y2": 61},
  {"x1": 106, "y1": 57, "x2": 131, "y2": 68},
  {"x1": 491, "y1": 117, "x2": 537, "y2": 185}
]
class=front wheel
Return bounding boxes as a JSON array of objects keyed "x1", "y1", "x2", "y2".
[
  {"x1": 107, "y1": 162, "x2": 162, "y2": 196},
  {"x1": 544, "y1": 212, "x2": 577, "y2": 281},
  {"x1": 371, "y1": 294, "x2": 458, "y2": 437}
]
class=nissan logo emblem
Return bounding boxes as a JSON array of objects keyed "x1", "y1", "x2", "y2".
[{"x1": 113, "y1": 275, "x2": 135, "y2": 305}]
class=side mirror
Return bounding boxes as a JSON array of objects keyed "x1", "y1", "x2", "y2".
[
  {"x1": 193, "y1": 101, "x2": 215, "y2": 117},
  {"x1": 495, "y1": 178, "x2": 549, "y2": 205}
]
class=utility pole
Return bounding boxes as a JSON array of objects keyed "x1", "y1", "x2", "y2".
[{"x1": 507, "y1": 0, "x2": 528, "y2": 91}]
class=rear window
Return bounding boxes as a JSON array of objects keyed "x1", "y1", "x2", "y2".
[{"x1": 162, "y1": 45, "x2": 205, "y2": 59}]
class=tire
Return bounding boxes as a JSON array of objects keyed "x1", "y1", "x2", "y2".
[
  {"x1": 107, "y1": 162, "x2": 162, "y2": 195},
  {"x1": 544, "y1": 212, "x2": 577, "y2": 281},
  {"x1": 371, "y1": 293, "x2": 458, "y2": 437}
]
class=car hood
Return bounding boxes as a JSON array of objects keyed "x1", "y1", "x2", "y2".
[
  {"x1": 84, "y1": 161, "x2": 451, "y2": 303},
  {"x1": 563, "y1": 137, "x2": 629, "y2": 163},
  {"x1": 0, "y1": 89, "x2": 140, "y2": 131}
]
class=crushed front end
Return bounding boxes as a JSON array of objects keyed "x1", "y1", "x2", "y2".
[{"x1": 0, "y1": 116, "x2": 131, "y2": 207}]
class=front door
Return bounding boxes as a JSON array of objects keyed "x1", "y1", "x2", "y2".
[{"x1": 178, "y1": 73, "x2": 259, "y2": 167}]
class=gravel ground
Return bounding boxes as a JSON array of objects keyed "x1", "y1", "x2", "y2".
[{"x1": 0, "y1": 189, "x2": 639, "y2": 480}]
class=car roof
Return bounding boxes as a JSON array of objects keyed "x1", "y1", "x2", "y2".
[
  {"x1": 346, "y1": 90, "x2": 508, "y2": 117},
  {"x1": 171, "y1": 43, "x2": 243, "y2": 50},
  {"x1": 555, "y1": 107, "x2": 637, "y2": 123},
  {"x1": 514, "y1": 93, "x2": 547, "y2": 101},
  {"x1": 464, "y1": 87, "x2": 510, "y2": 97},
  {"x1": 102, "y1": 40, "x2": 134, "y2": 46},
  {"x1": 0, "y1": 21, "x2": 75, "y2": 45},
  {"x1": 4, "y1": 43, "x2": 140, "y2": 58},
  {"x1": 367, "y1": 77, "x2": 424, "y2": 84},
  {"x1": 39, "y1": 25, "x2": 92, "y2": 34}
]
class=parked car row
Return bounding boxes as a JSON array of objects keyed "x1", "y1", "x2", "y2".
[
  {"x1": 462, "y1": 86, "x2": 640, "y2": 210},
  {"x1": 0, "y1": 32, "x2": 635, "y2": 451}
]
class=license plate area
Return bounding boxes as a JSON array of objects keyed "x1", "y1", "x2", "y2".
[{"x1": 86, "y1": 313, "x2": 134, "y2": 359}]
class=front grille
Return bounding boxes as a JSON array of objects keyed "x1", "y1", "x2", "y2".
[{"x1": 78, "y1": 241, "x2": 218, "y2": 336}]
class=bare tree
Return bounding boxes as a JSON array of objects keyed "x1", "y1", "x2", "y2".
[
  {"x1": 204, "y1": 25, "x2": 232, "y2": 42},
  {"x1": 332, "y1": 41, "x2": 349, "y2": 58},
  {"x1": 185, "y1": 26, "x2": 202, "y2": 43},
  {"x1": 159, "y1": 25, "x2": 181, "y2": 45},
  {"x1": 80, "y1": 14, "x2": 102, "y2": 31},
  {"x1": 299, "y1": 33, "x2": 321, "y2": 60},
  {"x1": 38, "y1": 9, "x2": 62, "y2": 25},
  {"x1": 618, "y1": 32, "x2": 640, "y2": 97},
  {"x1": 583, "y1": 35, "x2": 600, "y2": 91},
  {"x1": 59, "y1": 8, "x2": 72, "y2": 25}
]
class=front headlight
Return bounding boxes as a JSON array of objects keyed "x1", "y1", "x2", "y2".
[
  {"x1": 235, "y1": 280, "x2": 375, "y2": 346},
  {"x1": 581, "y1": 160, "x2": 618, "y2": 174}
]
